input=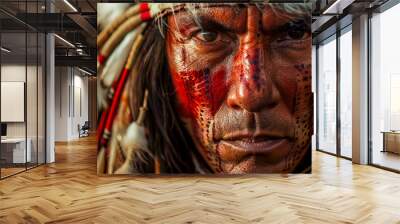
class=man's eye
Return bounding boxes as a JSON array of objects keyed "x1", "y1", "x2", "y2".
[
  {"x1": 280, "y1": 20, "x2": 309, "y2": 41},
  {"x1": 194, "y1": 31, "x2": 218, "y2": 42},
  {"x1": 287, "y1": 27, "x2": 307, "y2": 40}
]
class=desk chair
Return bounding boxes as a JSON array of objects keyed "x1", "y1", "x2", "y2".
[{"x1": 78, "y1": 121, "x2": 90, "y2": 138}]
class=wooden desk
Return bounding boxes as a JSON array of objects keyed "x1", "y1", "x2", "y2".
[
  {"x1": 381, "y1": 131, "x2": 400, "y2": 154},
  {"x1": 1, "y1": 138, "x2": 32, "y2": 163}
]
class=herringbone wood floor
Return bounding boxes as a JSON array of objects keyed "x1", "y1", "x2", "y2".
[{"x1": 0, "y1": 135, "x2": 399, "y2": 224}]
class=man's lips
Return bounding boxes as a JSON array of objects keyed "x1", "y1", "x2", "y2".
[
  {"x1": 220, "y1": 130, "x2": 290, "y2": 141},
  {"x1": 215, "y1": 131, "x2": 292, "y2": 164},
  {"x1": 222, "y1": 137, "x2": 287, "y2": 153}
]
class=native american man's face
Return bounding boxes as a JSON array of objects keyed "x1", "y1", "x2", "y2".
[{"x1": 166, "y1": 5, "x2": 312, "y2": 173}]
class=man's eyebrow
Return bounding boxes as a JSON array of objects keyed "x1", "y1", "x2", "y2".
[
  {"x1": 263, "y1": 13, "x2": 311, "y2": 32},
  {"x1": 175, "y1": 10, "x2": 242, "y2": 32},
  {"x1": 194, "y1": 15, "x2": 236, "y2": 31}
]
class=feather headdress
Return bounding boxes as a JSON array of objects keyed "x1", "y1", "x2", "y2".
[{"x1": 97, "y1": 3, "x2": 183, "y2": 175}]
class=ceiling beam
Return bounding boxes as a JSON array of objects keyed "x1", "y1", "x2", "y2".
[
  {"x1": 55, "y1": 55, "x2": 96, "y2": 71},
  {"x1": 67, "y1": 13, "x2": 96, "y2": 46}
]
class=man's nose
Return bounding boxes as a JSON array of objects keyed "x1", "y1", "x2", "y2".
[{"x1": 227, "y1": 6, "x2": 280, "y2": 113}]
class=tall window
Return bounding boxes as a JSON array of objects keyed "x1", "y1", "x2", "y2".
[
  {"x1": 339, "y1": 27, "x2": 352, "y2": 158},
  {"x1": 317, "y1": 35, "x2": 337, "y2": 154},
  {"x1": 371, "y1": 2, "x2": 400, "y2": 171}
]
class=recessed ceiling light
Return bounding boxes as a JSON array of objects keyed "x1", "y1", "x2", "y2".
[
  {"x1": 1, "y1": 47, "x2": 11, "y2": 53},
  {"x1": 63, "y1": 0, "x2": 78, "y2": 12},
  {"x1": 78, "y1": 67, "x2": 93, "y2": 76},
  {"x1": 54, "y1": 34, "x2": 75, "y2": 48},
  {"x1": 323, "y1": 0, "x2": 354, "y2": 15}
]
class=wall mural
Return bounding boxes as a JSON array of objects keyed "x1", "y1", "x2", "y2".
[{"x1": 97, "y1": 2, "x2": 313, "y2": 174}]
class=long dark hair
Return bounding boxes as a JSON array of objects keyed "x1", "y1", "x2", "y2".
[{"x1": 128, "y1": 19, "x2": 211, "y2": 173}]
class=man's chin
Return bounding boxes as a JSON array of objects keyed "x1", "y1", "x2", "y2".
[{"x1": 220, "y1": 155, "x2": 289, "y2": 174}]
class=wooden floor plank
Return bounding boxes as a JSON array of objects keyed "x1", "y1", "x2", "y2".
[{"x1": 0, "y1": 135, "x2": 399, "y2": 223}]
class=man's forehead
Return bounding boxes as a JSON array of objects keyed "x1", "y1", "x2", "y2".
[
  {"x1": 160, "y1": 3, "x2": 311, "y2": 18},
  {"x1": 165, "y1": 4, "x2": 310, "y2": 32}
]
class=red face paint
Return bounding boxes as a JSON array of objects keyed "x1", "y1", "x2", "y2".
[
  {"x1": 171, "y1": 67, "x2": 228, "y2": 121},
  {"x1": 210, "y1": 68, "x2": 228, "y2": 115}
]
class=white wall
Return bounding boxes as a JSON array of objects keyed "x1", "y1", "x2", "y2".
[
  {"x1": 54, "y1": 66, "x2": 89, "y2": 141},
  {"x1": 72, "y1": 73, "x2": 89, "y2": 138},
  {"x1": 1, "y1": 65, "x2": 26, "y2": 139},
  {"x1": 55, "y1": 66, "x2": 69, "y2": 141},
  {"x1": 1, "y1": 65, "x2": 37, "y2": 138}
]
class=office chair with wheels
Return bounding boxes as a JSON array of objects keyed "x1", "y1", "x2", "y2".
[{"x1": 78, "y1": 121, "x2": 90, "y2": 138}]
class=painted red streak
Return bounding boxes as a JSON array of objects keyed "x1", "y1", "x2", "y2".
[
  {"x1": 211, "y1": 68, "x2": 228, "y2": 115},
  {"x1": 171, "y1": 72, "x2": 192, "y2": 118},
  {"x1": 172, "y1": 67, "x2": 228, "y2": 121},
  {"x1": 172, "y1": 70, "x2": 208, "y2": 120}
]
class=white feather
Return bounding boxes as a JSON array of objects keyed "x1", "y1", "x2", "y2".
[
  {"x1": 114, "y1": 122, "x2": 148, "y2": 174},
  {"x1": 97, "y1": 3, "x2": 132, "y2": 31},
  {"x1": 100, "y1": 30, "x2": 137, "y2": 87},
  {"x1": 122, "y1": 122, "x2": 148, "y2": 151}
]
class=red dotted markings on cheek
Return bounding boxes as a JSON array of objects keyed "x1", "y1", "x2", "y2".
[
  {"x1": 294, "y1": 64, "x2": 312, "y2": 93},
  {"x1": 294, "y1": 64, "x2": 311, "y2": 76},
  {"x1": 171, "y1": 67, "x2": 227, "y2": 171}
]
